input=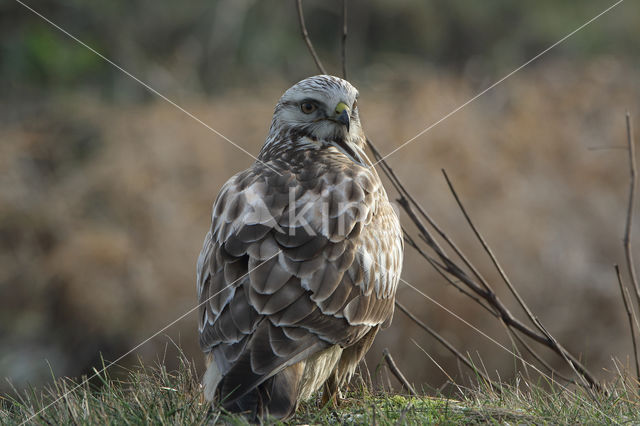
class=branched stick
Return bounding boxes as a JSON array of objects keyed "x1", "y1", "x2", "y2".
[
  {"x1": 403, "y1": 230, "x2": 498, "y2": 316},
  {"x1": 623, "y1": 113, "x2": 640, "y2": 315},
  {"x1": 615, "y1": 264, "x2": 640, "y2": 385},
  {"x1": 396, "y1": 301, "x2": 501, "y2": 393},
  {"x1": 368, "y1": 140, "x2": 494, "y2": 295},
  {"x1": 366, "y1": 137, "x2": 602, "y2": 392},
  {"x1": 533, "y1": 318, "x2": 598, "y2": 401},
  {"x1": 441, "y1": 169, "x2": 548, "y2": 337},
  {"x1": 440, "y1": 169, "x2": 590, "y2": 386},
  {"x1": 341, "y1": 0, "x2": 348, "y2": 79},
  {"x1": 295, "y1": 0, "x2": 327, "y2": 74},
  {"x1": 382, "y1": 348, "x2": 417, "y2": 396},
  {"x1": 509, "y1": 326, "x2": 575, "y2": 384}
]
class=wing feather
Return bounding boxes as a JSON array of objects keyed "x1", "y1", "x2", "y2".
[{"x1": 197, "y1": 151, "x2": 403, "y2": 406}]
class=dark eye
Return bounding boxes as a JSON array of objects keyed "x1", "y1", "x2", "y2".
[{"x1": 300, "y1": 102, "x2": 317, "y2": 114}]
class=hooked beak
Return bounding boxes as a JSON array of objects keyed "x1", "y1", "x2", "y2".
[{"x1": 334, "y1": 102, "x2": 350, "y2": 132}]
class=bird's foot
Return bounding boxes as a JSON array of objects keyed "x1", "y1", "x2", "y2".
[{"x1": 320, "y1": 389, "x2": 342, "y2": 409}]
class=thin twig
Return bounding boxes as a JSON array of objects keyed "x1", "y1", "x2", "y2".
[
  {"x1": 398, "y1": 195, "x2": 489, "y2": 297},
  {"x1": 295, "y1": 0, "x2": 327, "y2": 74},
  {"x1": 533, "y1": 318, "x2": 598, "y2": 402},
  {"x1": 623, "y1": 112, "x2": 640, "y2": 314},
  {"x1": 382, "y1": 348, "x2": 417, "y2": 396},
  {"x1": 369, "y1": 139, "x2": 494, "y2": 294},
  {"x1": 360, "y1": 357, "x2": 374, "y2": 392},
  {"x1": 395, "y1": 301, "x2": 501, "y2": 393},
  {"x1": 440, "y1": 169, "x2": 598, "y2": 389},
  {"x1": 367, "y1": 136, "x2": 602, "y2": 392},
  {"x1": 625, "y1": 287, "x2": 640, "y2": 378},
  {"x1": 615, "y1": 264, "x2": 640, "y2": 385},
  {"x1": 441, "y1": 169, "x2": 548, "y2": 337},
  {"x1": 403, "y1": 185, "x2": 600, "y2": 389},
  {"x1": 341, "y1": 0, "x2": 347, "y2": 79},
  {"x1": 403, "y1": 231, "x2": 498, "y2": 316},
  {"x1": 414, "y1": 340, "x2": 463, "y2": 394},
  {"x1": 399, "y1": 197, "x2": 536, "y2": 337},
  {"x1": 509, "y1": 327, "x2": 575, "y2": 384}
]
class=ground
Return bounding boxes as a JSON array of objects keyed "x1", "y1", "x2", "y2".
[{"x1": 1, "y1": 356, "x2": 638, "y2": 425}]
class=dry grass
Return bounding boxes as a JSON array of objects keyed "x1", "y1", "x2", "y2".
[{"x1": 1, "y1": 353, "x2": 638, "y2": 425}]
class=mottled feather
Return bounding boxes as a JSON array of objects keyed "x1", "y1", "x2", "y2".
[{"x1": 197, "y1": 75, "x2": 403, "y2": 421}]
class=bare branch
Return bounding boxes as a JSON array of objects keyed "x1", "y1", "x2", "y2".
[
  {"x1": 395, "y1": 301, "x2": 501, "y2": 393},
  {"x1": 341, "y1": 0, "x2": 348, "y2": 79},
  {"x1": 368, "y1": 139, "x2": 494, "y2": 295},
  {"x1": 295, "y1": 0, "x2": 327, "y2": 74},
  {"x1": 615, "y1": 264, "x2": 640, "y2": 386},
  {"x1": 403, "y1": 231, "x2": 498, "y2": 316},
  {"x1": 359, "y1": 357, "x2": 374, "y2": 392},
  {"x1": 623, "y1": 112, "x2": 640, "y2": 313},
  {"x1": 366, "y1": 136, "x2": 602, "y2": 392},
  {"x1": 441, "y1": 169, "x2": 547, "y2": 336},
  {"x1": 382, "y1": 348, "x2": 417, "y2": 396},
  {"x1": 440, "y1": 169, "x2": 597, "y2": 389},
  {"x1": 509, "y1": 326, "x2": 575, "y2": 384},
  {"x1": 533, "y1": 318, "x2": 598, "y2": 401}
]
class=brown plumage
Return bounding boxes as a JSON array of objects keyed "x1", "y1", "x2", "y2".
[{"x1": 197, "y1": 75, "x2": 403, "y2": 421}]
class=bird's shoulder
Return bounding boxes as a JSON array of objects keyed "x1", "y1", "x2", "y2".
[{"x1": 210, "y1": 148, "x2": 384, "y2": 245}]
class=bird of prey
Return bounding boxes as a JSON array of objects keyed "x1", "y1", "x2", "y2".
[{"x1": 197, "y1": 75, "x2": 403, "y2": 421}]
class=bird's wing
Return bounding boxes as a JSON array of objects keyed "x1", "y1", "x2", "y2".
[{"x1": 197, "y1": 159, "x2": 402, "y2": 404}]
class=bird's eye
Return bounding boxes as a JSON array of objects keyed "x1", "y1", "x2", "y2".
[{"x1": 300, "y1": 102, "x2": 317, "y2": 114}]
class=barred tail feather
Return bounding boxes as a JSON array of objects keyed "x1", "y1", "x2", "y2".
[{"x1": 222, "y1": 363, "x2": 305, "y2": 421}]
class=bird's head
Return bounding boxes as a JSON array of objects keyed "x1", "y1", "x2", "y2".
[{"x1": 266, "y1": 75, "x2": 366, "y2": 162}]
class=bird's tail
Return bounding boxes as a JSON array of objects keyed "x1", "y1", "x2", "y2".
[{"x1": 221, "y1": 362, "x2": 304, "y2": 422}]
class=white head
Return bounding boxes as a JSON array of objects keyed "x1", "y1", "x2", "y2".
[{"x1": 262, "y1": 75, "x2": 365, "y2": 162}]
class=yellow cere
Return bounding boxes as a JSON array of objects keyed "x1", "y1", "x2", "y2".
[{"x1": 335, "y1": 102, "x2": 349, "y2": 114}]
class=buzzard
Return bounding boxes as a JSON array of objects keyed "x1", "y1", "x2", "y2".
[{"x1": 197, "y1": 75, "x2": 403, "y2": 420}]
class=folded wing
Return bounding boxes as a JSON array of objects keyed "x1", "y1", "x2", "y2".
[{"x1": 197, "y1": 159, "x2": 402, "y2": 408}]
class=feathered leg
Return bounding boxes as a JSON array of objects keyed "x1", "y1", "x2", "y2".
[{"x1": 321, "y1": 326, "x2": 380, "y2": 408}]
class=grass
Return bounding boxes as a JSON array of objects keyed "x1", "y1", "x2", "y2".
[{"x1": 2, "y1": 354, "x2": 639, "y2": 425}]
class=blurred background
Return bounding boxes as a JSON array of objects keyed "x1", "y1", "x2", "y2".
[{"x1": 1, "y1": 0, "x2": 640, "y2": 394}]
